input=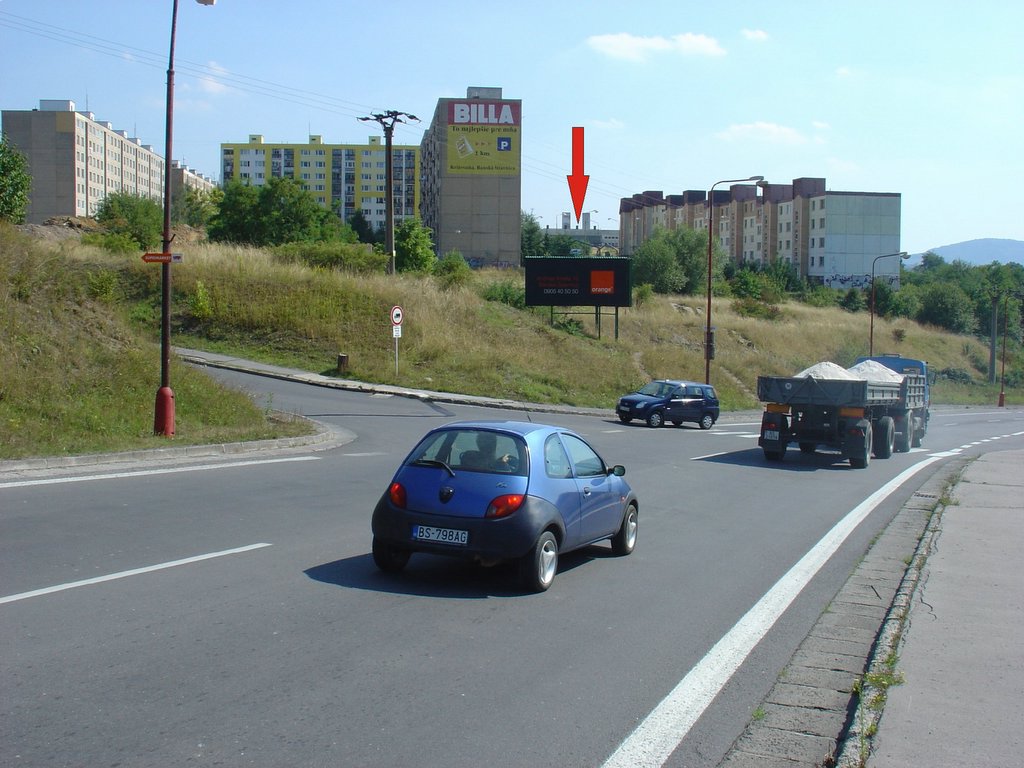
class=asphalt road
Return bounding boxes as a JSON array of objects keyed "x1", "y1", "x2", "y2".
[{"x1": 3, "y1": 371, "x2": 1021, "y2": 768}]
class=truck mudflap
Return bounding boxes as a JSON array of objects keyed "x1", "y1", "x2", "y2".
[{"x1": 759, "y1": 410, "x2": 789, "y2": 461}]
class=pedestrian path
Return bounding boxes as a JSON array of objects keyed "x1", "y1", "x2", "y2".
[{"x1": 864, "y1": 449, "x2": 1024, "y2": 767}]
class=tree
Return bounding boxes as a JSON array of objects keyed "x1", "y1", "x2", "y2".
[
  {"x1": 666, "y1": 227, "x2": 711, "y2": 296},
  {"x1": 207, "y1": 181, "x2": 260, "y2": 243},
  {"x1": 521, "y1": 212, "x2": 545, "y2": 259},
  {"x1": 208, "y1": 178, "x2": 353, "y2": 246},
  {"x1": 0, "y1": 133, "x2": 31, "y2": 224},
  {"x1": 349, "y1": 210, "x2": 378, "y2": 244},
  {"x1": 632, "y1": 233, "x2": 686, "y2": 294},
  {"x1": 172, "y1": 186, "x2": 221, "y2": 229},
  {"x1": 95, "y1": 192, "x2": 163, "y2": 250},
  {"x1": 545, "y1": 234, "x2": 578, "y2": 258},
  {"x1": 394, "y1": 217, "x2": 436, "y2": 273},
  {"x1": 917, "y1": 283, "x2": 976, "y2": 334},
  {"x1": 839, "y1": 287, "x2": 866, "y2": 313}
]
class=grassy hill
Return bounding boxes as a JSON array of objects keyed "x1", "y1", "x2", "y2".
[{"x1": 1, "y1": 222, "x2": 1018, "y2": 461}]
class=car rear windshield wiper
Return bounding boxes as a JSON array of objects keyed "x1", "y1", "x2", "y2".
[{"x1": 410, "y1": 458, "x2": 455, "y2": 477}]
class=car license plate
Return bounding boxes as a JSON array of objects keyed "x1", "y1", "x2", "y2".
[
  {"x1": 617, "y1": 405, "x2": 629, "y2": 412},
  {"x1": 413, "y1": 525, "x2": 468, "y2": 546},
  {"x1": 764, "y1": 429, "x2": 780, "y2": 441}
]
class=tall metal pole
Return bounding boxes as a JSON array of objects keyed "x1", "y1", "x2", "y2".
[
  {"x1": 384, "y1": 121, "x2": 395, "y2": 274},
  {"x1": 153, "y1": 0, "x2": 215, "y2": 436},
  {"x1": 869, "y1": 251, "x2": 909, "y2": 357},
  {"x1": 358, "y1": 110, "x2": 420, "y2": 275},
  {"x1": 705, "y1": 175, "x2": 763, "y2": 384},
  {"x1": 154, "y1": 0, "x2": 180, "y2": 436},
  {"x1": 998, "y1": 293, "x2": 1008, "y2": 407}
]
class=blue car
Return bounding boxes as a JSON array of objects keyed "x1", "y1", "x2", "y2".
[
  {"x1": 616, "y1": 379, "x2": 720, "y2": 429},
  {"x1": 371, "y1": 421, "x2": 639, "y2": 591}
]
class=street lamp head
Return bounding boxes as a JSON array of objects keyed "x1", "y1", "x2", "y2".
[
  {"x1": 748, "y1": 175, "x2": 765, "y2": 182},
  {"x1": 196, "y1": 0, "x2": 216, "y2": 5}
]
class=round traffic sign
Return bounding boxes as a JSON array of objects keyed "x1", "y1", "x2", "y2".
[{"x1": 391, "y1": 305, "x2": 404, "y2": 325}]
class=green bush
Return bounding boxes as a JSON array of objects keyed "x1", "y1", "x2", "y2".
[
  {"x1": 482, "y1": 279, "x2": 526, "y2": 309},
  {"x1": 81, "y1": 231, "x2": 141, "y2": 255},
  {"x1": 434, "y1": 250, "x2": 473, "y2": 290},
  {"x1": 188, "y1": 280, "x2": 214, "y2": 322},
  {"x1": 633, "y1": 283, "x2": 654, "y2": 307},
  {"x1": 271, "y1": 241, "x2": 387, "y2": 274},
  {"x1": 732, "y1": 297, "x2": 782, "y2": 320},
  {"x1": 86, "y1": 269, "x2": 120, "y2": 304}
]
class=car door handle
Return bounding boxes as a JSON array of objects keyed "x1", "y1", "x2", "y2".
[{"x1": 582, "y1": 487, "x2": 592, "y2": 496}]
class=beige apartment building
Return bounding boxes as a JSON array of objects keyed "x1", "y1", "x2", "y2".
[
  {"x1": 620, "y1": 177, "x2": 902, "y2": 289},
  {"x1": 419, "y1": 87, "x2": 522, "y2": 268},
  {"x1": 1, "y1": 99, "x2": 215, "y2": 225}
]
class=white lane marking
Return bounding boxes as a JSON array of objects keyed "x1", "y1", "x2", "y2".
[
  {"x1": 690, "y1": 451, "x2": 729, "y2": 461},
  {"x1": 0, "y1": 543, "x2": 272, "y2": 605},
  {"x1": 0, "y1": 456, "x2": 319, "y2": 489},
  {"x1": 602, "y1": 455, "x2": 943, "y2": 768}
]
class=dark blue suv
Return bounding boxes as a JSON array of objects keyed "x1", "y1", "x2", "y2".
[{"x1": 616, "y1": 379, "x2": 720, "y2": 429}]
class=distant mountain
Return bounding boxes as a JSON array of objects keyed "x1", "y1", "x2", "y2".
[{"x1": 908, "y1": 238, "x2": 1024, "y2": 267}]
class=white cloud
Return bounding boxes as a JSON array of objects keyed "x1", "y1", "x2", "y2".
[
  {"x1": 196, "y1": 61, "x2": 229, "y2": 95},
  {"x1": 741, "y1": 29, "x2": 768, "y2": 42},
  {"x1": 836, "y1": 66, "x2": 854, "y2": 78},
  {"x1": 715, "y1": 122, "x2": 808, "y2": 145},
  {"x1": 812, "y1": 120, "x2": 831, "y2": 130},
  {"x1": 587, "y1": 32, "x2": 725, "y2": 62},
  {"x1": 590, "y1": 117, "x2": 625, "y2": 131}
]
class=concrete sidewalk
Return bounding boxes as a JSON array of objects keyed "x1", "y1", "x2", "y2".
[
  {"x1": 720, "y1": 447, "x2": 1024, "y2": 768},
  {"x1": 862, "y1": 449, "x2": 1024, "y2": 767}
]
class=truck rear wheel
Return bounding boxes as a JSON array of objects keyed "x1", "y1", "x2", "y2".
[
  {"x1": 895, "y1": 410, "x2": 913, "y2": 452},
  {"x1": 850, "y1": 422, "x2": 872, "y2": 469},
  {"x1": 874, "y1": 416, "x2": 895, "y2": 459}
]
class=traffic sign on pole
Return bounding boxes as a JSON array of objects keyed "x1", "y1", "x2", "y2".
[{"x1": 391, "y1": 305, "x2": 404, "y2": 325}]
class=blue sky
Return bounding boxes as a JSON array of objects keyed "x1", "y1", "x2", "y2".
[{"x1": 1, "y1": 0, "x2": 1021, "y2": 255}]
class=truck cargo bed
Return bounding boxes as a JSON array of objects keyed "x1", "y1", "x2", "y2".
[{"x1": 756, "y1": 376, "x2": 903, "y2": 407}]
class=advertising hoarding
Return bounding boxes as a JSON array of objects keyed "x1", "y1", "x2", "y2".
[
  {"x1": 524, "y1": 257, "x2": 632, "y2": 308},
  {"x1": 446, "y1": 100, "x2": 521, "y2": 175}
]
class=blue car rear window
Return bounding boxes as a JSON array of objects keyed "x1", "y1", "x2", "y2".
[{"x1": 411, "y1": 429, "x2": 528, "y2": 476}]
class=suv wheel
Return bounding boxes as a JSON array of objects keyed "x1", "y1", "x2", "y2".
[
  {"x1": 698, "y1": 413, "x2": 715, "y2": 430},
  {"x1": 646, "y1": 410, "x2": 664, "y2": 428}
]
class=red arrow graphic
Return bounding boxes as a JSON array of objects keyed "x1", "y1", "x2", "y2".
[{"x1": 566, "y1": 126, "x2": 590, "y2": 222}]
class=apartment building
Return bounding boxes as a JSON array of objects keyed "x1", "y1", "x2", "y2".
[
  {"x1": 220, "y1": 134, "x2": 420, "y2": 235},
  {"x1": 1, "y1": 99, "x2": 215, "y2": 224},
  {"x1": 419, "y1": 86, "x2": 522, "y2": 268},
  {"x1": 620, "y1": 177, "x2": 902, "y2": 289}
]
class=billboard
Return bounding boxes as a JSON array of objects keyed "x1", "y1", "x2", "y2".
[
  {"x1": 446, "y1": 100, "x2": 521, "y2": 175},
  {"x1": 524, "y1": 257, "x2": 632, "y2": 308}
]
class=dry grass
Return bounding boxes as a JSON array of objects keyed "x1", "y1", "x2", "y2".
[{"x1": 2, "y1": 223, "x2": 1018, "y2": 459}]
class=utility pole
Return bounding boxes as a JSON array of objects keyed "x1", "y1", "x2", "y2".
[{"x1": 358, "y1": 110, "x2": 419, "y2": 274}]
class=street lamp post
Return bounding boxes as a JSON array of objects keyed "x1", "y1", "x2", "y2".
[
  {"x1": 358, "y1": 110, "x2": 419, "y2": 274},
  {"x1": 705, "y1": 175, "x2": 763, "y2": 384},
  {"x1": 869, "y1": 251, "x2": 909, "y2": 356},
  {"x1": 154, "y1": 0, "x2": 215, "y2": 437}
]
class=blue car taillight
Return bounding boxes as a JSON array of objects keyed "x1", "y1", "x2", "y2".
[
  {"x1": 389, "y1": 482, "x2": 407, "y2": 509},
  {"x1": 485, "y1": 494, "x2": 525, "y2": 519}
]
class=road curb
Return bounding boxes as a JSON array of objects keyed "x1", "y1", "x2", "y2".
[{"x1": 0, "y1": 416, "x2": 353, "y2": 476}]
